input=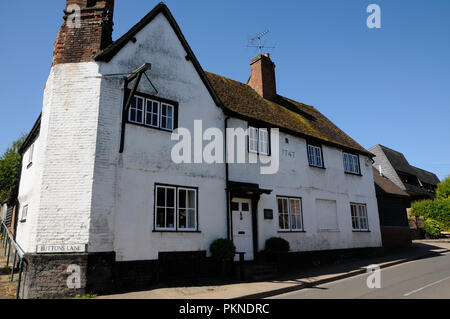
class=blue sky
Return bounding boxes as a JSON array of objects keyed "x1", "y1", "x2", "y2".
[{"x1": 0, "y1": 0, "x2": 449, "y2": 179}]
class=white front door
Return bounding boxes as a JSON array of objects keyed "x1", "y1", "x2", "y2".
[{"x1": 232, "y1": 198, "x2": 254, "y2": 261}]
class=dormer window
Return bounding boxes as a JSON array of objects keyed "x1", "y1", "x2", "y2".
[{"x1": 128, "y1": 94, "x2": 177, "y2": 132}]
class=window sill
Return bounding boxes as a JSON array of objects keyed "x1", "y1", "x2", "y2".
[
  {"x1": 249, "y1": 151, "x2": 271, "y2": 157},
  {"x1": 153, "y1": 231, "x2": 201, "y2": 234},
  {"x1": 127, "y1": 121, "x2": 175, "y2": 133},
  {"x1": 345, "y1": 171, "x2": 363, "y2": 177},
  {"x1": 352, "y1": 230, "x2": 371, "y2": 233},
  {"x1": 309, "y1": 164, "x2": 326, "y2": 170},
  {"x1": 27, "y1": 162, "x2": 33, "y2": 169},
  {"x1": 278, "y1": 230, "x2": 306, "y2": 233},
  {"x1": 20, "y1": 219, "x2": 27, "y2": 223}
]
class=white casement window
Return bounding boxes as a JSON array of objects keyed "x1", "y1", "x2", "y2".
[
  {"x1": 178, "y1": 188, "x2": 197, "y2": 230},
  {"x1": 156, "y1": 186, "x2": 176, "y2": 230},
  {"x1": 160, "y1": 103, "x2": 174, "y2": 131},
  {"x1": 129, "y1": 95, "x2": 175, "y2": 132},
  {"x1": 129, "y1": 96, "x2": 145, "y2": 124},
  {"x1": 145, "y1": 99, "x2": 160, "y2": 128},
  {"x1": 249, "y1": 126, "x2": 270, "y2": 155},
  {"x1": 248, "y1": 126, "x2": 259, "y2": 153},
  {"x1": 308, "y1": 144, "x2": 323, "y2": 168},
  {"x1": 278, "y1": 197, "x2": 303, "y2": 231},
  {"x1": 155, "y1": 185, "x2": 197, "y2": 231},
  {"x1": 21, "y1": 205, "x2": 28, "y2": 221},
  {"x1": 343, "y1": 152, "x2": 360, "y2": 174},
  {"x1": 259, "y1": 128, "x2": 269, "y2": 155},
  {"x1": 28, "y1": 143, "x2": 35, "y2": 166},
  {"x1": 351, "y1": 203, "x2": 369, "y2": 231}
]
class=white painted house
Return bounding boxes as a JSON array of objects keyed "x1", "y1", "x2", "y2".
[{"x1": 15, "y1": 1, "x2": 381, "y2": 298}]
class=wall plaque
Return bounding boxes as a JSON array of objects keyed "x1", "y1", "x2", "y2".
[{"x1": 264, "y1": 209, "x2": 274, "y2": 220}]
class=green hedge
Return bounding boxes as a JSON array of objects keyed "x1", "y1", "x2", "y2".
[
  {"x1": 410, "y1": 199, "x2": 450, "y2": 228},
  {"x1": 423, "y1": 219, "x2": 443, "y2": 238}
]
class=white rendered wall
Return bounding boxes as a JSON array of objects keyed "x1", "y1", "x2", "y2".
[
  {"x1": 227, "y1": 118, "x2": 382, "y2": 253},
  {"x1": 95, "y1": 12, "x2": 227, "y2": 260},
  {"x1": 16, "y1": 135, "x2": 41, "y2": 252},
  {"x1": 16, "y1": 63, "x2": 102, "y2": 253}
]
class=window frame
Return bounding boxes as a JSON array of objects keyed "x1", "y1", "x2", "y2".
[
  {"x1": 127, "y1": 91, "x2": 178, "y2": 133},
  {"x1": 128, "y1": 95, "x2": 145, "y2": 125},
  {"x1": 248, "y1": 125, "x2": 271, "y2": 156},
  {"x1": 25, "y1": 143, "x2": 34, "y2": 169},
  {"x1": 350, "y1": 203, "x2": 369, "y2": 231},
  {"x1": 277, "y1": 196, "x2": 304, "y2": 232},
  {"x1": 307, "y1": 143, "x2": 325, "y2": 168},
  {"x1": 177, "y1": 187, "x2": 197, "y2": 231},
  {"x1": 21, "y1": 205, "x2": 28, "y2": 222},
  {"x1": 343, "y1": 152, "x2": 361, "y2": 175},
  {"x1": 154, "y1": 183, "x2": 199, "y2": 233}
]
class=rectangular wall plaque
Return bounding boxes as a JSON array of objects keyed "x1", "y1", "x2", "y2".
[
  {"x1": 37, "y1": 244, "x2": 87, "y2": 254},
  {"x1": 264, "y1": 209, "x2": 274, "y2": 220}
]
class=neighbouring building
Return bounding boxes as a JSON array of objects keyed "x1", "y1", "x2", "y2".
[
  {"x1": 14, "y1": 1, "x2": 382, "y2": 298},
  {"x1": 370, "y1": 145, "x2": 440, "y2": 239},
  {"x1": 373, "y1": 167, "x2": 411, "y2": 248},
  {"x1": 0, "y1": 186, "x2": 20, "y2": 237},
  {"x1": 370, "y1": 144, "x2": 440, "y2": 201}
]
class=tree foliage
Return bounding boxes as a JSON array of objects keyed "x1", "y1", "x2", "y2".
[
  {"x1": 436, "y1": 176, "x2": 450, "y2": 200},
  {"x1": 0, "y1": 136, "x2": 26, "y2": 203},
  {"x1": 410, "y1": 177, "x2": 450, "y2": 233}
]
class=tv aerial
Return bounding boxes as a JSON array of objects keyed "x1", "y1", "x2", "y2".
[{"x1": 247, "y1": 29, "x2": 275, "y2": 54}]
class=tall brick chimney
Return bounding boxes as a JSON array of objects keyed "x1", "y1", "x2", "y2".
[
  {"x1": 248, "y1": 53, "x2": 277, "y2": 101},
  {"x1": 52, "y1": 0, "x2": 115, "y2": 66}
]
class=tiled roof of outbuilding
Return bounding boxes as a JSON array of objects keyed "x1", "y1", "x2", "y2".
[{"x1": 372, "y1": 167, "x2": 409, "y2": 197}]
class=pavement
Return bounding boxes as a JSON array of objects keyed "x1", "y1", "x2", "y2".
[
  {"x1": 97, "y1": 240, "x2": 450, "y2": 299},
  {"x1": 0, "y1": 251, "x2": 18, "y2": 299}
]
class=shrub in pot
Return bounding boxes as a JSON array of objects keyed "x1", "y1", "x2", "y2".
[
  {"x1": 264, "y1": 237, "x2": 290, "y2": 263},
  {"x1": 210, "y1": 239, "x2": 236, "y2": 279}
]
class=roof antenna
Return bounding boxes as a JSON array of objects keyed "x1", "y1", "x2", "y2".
[{"x1": 247, "y1": 29, "x2": 275, "y2": 54}]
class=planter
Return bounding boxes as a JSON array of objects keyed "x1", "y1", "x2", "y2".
[{"x1": 217, "y1": 259, "x2": 233, "y2": 280}]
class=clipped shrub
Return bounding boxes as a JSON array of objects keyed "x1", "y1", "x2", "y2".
[
  {"x1": 423, "y1": 219, "x2": 443, "y2": 239},
  {"x1": 210, "y1": 239, "x2": 236, "y2": 261},
  {"x1": 265, "y1": 237, "x2": 290, "y2": 254}
]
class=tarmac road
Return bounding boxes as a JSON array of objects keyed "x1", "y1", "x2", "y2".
[{"x1": 271, "y1": 251, "x2": 450, "y2": 299}]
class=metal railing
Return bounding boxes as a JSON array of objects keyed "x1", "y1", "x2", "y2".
[{"x1": 0, "y1": 219, "x2": 25, "y2": 299}]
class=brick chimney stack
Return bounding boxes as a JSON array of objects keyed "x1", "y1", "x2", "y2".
[
  {"x1": 52, "y1": 0, "x2": 115, "y2": 66},
  {"x1": 248, "y1": 53, "x2": 277, "y2": 101}
]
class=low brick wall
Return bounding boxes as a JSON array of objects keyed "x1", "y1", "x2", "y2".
[
  {"x1": 21, "y1": 251, "x2": 209, "y2": 298},
  {"x1": 23, "y1": 253, "x2": 88, "y2": 299}
]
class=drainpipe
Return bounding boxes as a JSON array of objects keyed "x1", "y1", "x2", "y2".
[{"x1": 224, "y1": 116, "x2": 231, "y2": 240}]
